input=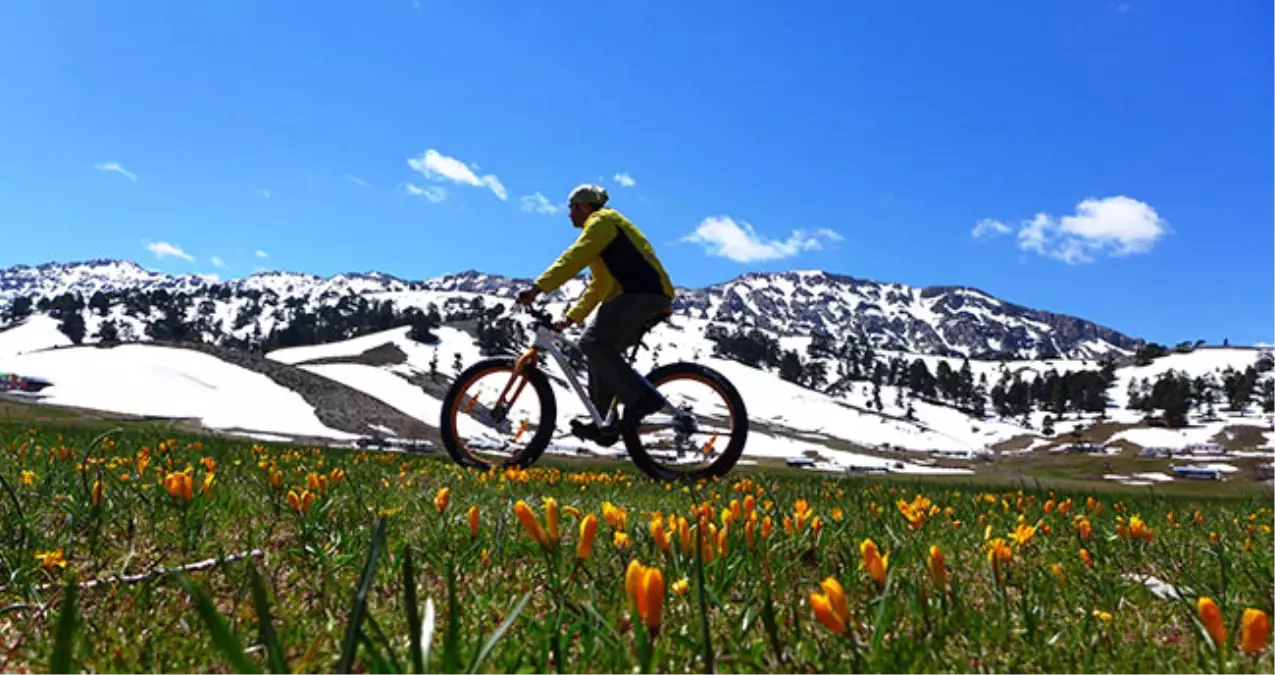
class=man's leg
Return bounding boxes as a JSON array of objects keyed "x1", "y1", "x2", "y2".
[{"x1": 578, "y1": 293, "x2": 672, "y2": 423}]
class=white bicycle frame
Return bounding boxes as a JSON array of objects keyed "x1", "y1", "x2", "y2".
[{"x1": 522, "y1": 322, "x2": 672, "y2": 430}]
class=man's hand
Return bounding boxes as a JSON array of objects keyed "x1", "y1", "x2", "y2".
[
  {"x1": 515, "y1": 287, "x2": 540, "y2": 306},
  {"x1": 552, "y1": 317, "x2": 575, "y2": 331}
]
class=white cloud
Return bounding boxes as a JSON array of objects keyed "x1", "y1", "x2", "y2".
[
  {"x1": 407, "y1": 149, "x2": 507, "y2": 200},
  {"x1": 681, "y1": 216, "x2": 842, "y2": 263},
  {"x1": 614, "y1": 172, "x2": 636, "y2": 188},
  {"x1": 404, "y1": 183, "x2": 447, "y2": 202},
  {"x1": 211, "y1": 256, "x2": 227, "y2": 268},
  {"x1": 972, "y1": 218, "x2": 1011, "y2": 238},
  {"x1": 520, "y1": 192, "x2": 564, "y2": 215},
  {"x1": 94, "y1": 161, "x2": 137, "y2": 182},
  {"x1": 993, "y1": 195, "x2": 1169, "y2": 264},
  {"x1": 346, "y1": 174, "x2": 371, "y2": 188},
  {"x1": 145, "y1": 240, "x2": 194, "y2": 262},
  {"x1": 254, "y1": 249, "x2": 269, "y2": 259},
  {"x1": 257, "y1": 189, "x2": 271, "y2": 199}
]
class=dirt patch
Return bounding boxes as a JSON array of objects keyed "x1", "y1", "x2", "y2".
[
  {"x1": 149, "y1": 340, "x2": 437, "y2": 442},
  {"x1": 1211, "y1": 424, "x2": 1271, "y2": 450},
  {"x1": 991, "y1": 434, "x2": 1040, "y2": 452},
  {"x1": 295, "y1": 342, "x2": 408, "y2": 368}
]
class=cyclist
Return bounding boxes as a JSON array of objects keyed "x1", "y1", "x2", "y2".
[{"x1": 515, "y1": 184, "x2": 673, "y2": 444}]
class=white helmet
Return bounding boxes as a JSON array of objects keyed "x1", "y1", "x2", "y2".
[{"x1": 567, "y1": 184, "x2": 609, "y2": 207}]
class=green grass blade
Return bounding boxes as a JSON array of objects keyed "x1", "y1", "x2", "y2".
[
  {"x1": 421, "y1": 598, "x2": 437, "y2": 673},
  {"x1": 246, "y1": 562, "x2": 289, "y2": 674},
  {"x1": 694, "y1": 525, "x2": 715, "y2": 674},
  {"x1": 338, "y1": 516, "x2": 389, "y2": 674},
  {"x1": 404, "y1": 545, "x2": 425, "y2": 674},
  {"x1": 176, "y1": 572, "x2": 261, "y2": 674},
  {"x1": 50, "y1": 574, "x2": 78, "y2": 675},
  {"x1": 468, "y1": 590, "x2": 533, "y2": 674},
  {"x1": 443, "y1": 559, "x2": 461, "y2": 674}
]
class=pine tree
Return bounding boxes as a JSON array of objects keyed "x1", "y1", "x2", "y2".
[
  {"x1": 57, "y1": 312, "x2": 86, "y2": 345},
  {"x1": 96, "y1": 320, "x2": 120, "y2": 346},
  {"x1": 803, "y1": 360, "x2": 828, "y2": 390},
  {"x1": 779, "y1": 350, "x2": 804, "y2": 385},
  {"x1": 991, "y1": 382, "x2": 1008, "y2": 417},
  {"x1": 5, "y1": 296, "x2": 33, "y2": 322},
  {"x1": 1261, "y1": 378, "x2": 1274, "y2": 413},
  {"x1": 958, "y1": 358, "x2": 975, "y2": 405}
]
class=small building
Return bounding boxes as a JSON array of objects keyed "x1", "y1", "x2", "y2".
[
  {"x1": 786, "y1": 457, "x2": 816, "y2": 468},
  {"x1": 1066, "y1": 442, "x2": 1104, "y2": 454}
]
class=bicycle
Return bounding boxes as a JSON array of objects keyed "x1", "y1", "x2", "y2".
[{"x1": 438, "y1": 304, "x2": 749, "y2": 481}]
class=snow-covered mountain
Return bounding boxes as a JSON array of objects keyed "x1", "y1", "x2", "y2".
[{"x1": 0, "y1": 259, "x2": 1144, "y2": 359}]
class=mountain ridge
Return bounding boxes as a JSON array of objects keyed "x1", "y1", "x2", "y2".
[{"x1": 0, "y1": 257, "x2": 1147, "y2": 359}]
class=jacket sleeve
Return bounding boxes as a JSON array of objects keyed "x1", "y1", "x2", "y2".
[
  {"x1": 566, "y1": 266, "x2": 615, "y2": 324},
  {"x1": 533, "y1": 215, "x2": 617, "y2": 293}
]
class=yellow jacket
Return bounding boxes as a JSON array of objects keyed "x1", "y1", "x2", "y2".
[{"x1": 534, "y1": 208, "x2": 675, "y2": 323}]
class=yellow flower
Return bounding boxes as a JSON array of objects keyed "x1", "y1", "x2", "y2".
[
  {"x1": 614, "y1": 531, "x2": 632, "y2": 550},
  {"x1": 1010, "y1": 521, "x2": 1037, "y2": 547},
  {"x1": 91, "y1": 479, "x2": 104, "y2": 507},
  {"x1": 433, "y1": 487, "x2": 450, "y2": 514},
  {"x1": 513, "y1": 499, "x2": 546, "y2": 546},
  {"x1": 1092, "y1": 609, "x2": 1112, "y2": 623},
  {"x1": 809, "y1": 577, "x2": 851, "y2": 635},
  {"x1": 164, "y1": 470, "x2": 194, "y2": 501},
  {"x1": 287, "y1": 489, "x2": 314, "y2": 514},
  {"x1": 1128, "y1": 515, "x2": 1152, "y2": 542},
  {"x1": 896, "y1": 494, "x2": 931, "y2": 529},
  {"x1": 927, "y1": 545, "x2": 947, "y2": 590},
  {"x1": 19, "y1": 470, "x2": 35, "y2": 486},
  {"x1": 468, "y1": 505, "x2": 480, "y2": 538},
  {"x1": 201, "y1": 456, "x2": 216, "y2": 473},
  {"x1": 1073, "y1": 515, "x2": 1092, "y2": 541},
  {"x1": 1079, "y1": 548, "x2": 1093, "y2": 567},
  {"x1": 577, "y1": 514, "x2": 599, "y2": 560},
  {"x1": 625, "y1": 560, "x2": 666, "y2": 632},
  {"x1": 544, "y1": 497, "x2": 560, "y2": 544},
  {"x1": 859, "y1": 538, "x2": 889, "y2": 588},
  {"x1": 986, "y1": 538, "x2": 1012, "y2": 577},
  {"x1": 34, "y1": 548, "x2": 67, "y2": 571},
  {"x1": 672, "y1": 578, "x2": 689, "y2": 595},
  {"x1": 1198, "y1": 597, "x2": 1226, "y2": 649},
  {"x1": 1051, "y1": 562, "x2": 1065, "y2": 586},
  {"x1": 649, "y1": 517, "x2": 670, "y2": 552},
  {"x1": 1242, "y1": 608, "x2": 1269, "y2": 655}
]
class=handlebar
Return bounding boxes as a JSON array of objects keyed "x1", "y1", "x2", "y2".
[{"x1": 520, "y1": 304, "x2": 559, "y2": 332}]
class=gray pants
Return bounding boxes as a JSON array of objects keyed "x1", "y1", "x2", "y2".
[{"x1": 578, "y1": 293, "x2": 672, "y2": 416}]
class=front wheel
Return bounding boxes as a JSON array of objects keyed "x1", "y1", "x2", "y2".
[
  {"x1": 622, "y1": 362, "x2": 748, "y2": 482},
  {"x1": 439, "y1": 357, "x2": 557, "y2": 471}
]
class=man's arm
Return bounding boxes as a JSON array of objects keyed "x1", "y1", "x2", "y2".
[
  {"x1": 565, "y1": 267, "x2": 615, "y2": 324},
  {"x1": 533, "y1": 214, "x2": 617, "y2": 294}
]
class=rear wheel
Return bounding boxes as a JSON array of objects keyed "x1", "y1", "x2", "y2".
[
  {"x1": 622, "y1": 362, "x2": 748, "y2": 482},
  {"x1": 439, "y1": 357, "x2": 556, "y2": 470}
]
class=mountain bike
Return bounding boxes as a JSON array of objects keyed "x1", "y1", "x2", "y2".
[{"x1": 438, "y1": 305, "x2": 749, "y2": 481}]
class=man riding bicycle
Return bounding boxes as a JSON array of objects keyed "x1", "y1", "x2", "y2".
[{"x1": 515, "y1": 184, "x2": 673, "y2": 444}]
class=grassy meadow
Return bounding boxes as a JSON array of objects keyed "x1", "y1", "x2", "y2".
[{"x1": 0, "y1": 418, "x2": 1271, "y2": 673}]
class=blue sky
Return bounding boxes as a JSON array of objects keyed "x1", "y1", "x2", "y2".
[{"x1": 0, "y1": 1, "x2": 1270, "y2": 345}]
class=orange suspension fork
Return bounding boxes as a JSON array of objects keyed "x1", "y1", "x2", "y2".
[{"x1": 496, "y1": 348, "x2": 537, "y2": 410}]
